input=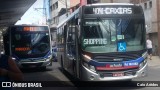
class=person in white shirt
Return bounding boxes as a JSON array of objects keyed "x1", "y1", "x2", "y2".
[{"x1": 146, "y1": 38, "x2": 153, "y2": 60}]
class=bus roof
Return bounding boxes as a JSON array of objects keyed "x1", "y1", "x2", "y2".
[
  {"x1": 85, "y1": 3, "x2": 136, "y2": 6},
  {"x1": 57, "y1": 7, "x2": 80, "y2": 28},
  {"x1": 11, "y1": 24, "x2": 49, "y2": 27},
  {"x1": 57, "y1": 3, "x2": 141, "y2": 29}
]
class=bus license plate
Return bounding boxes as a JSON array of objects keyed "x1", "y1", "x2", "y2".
[{"x1": 113, "y1": 72, "x2": 124, "y2": 77}]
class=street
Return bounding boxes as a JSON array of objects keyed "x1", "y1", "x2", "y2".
[{"x1": 12, "y1": 56, "x2": 160, "y2": 90}]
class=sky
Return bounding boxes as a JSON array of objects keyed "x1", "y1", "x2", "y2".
[{"x1": 16, "y1": 0, "x2": 45, "y2": 25}]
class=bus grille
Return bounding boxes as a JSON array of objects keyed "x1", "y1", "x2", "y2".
[{"x1": 94, "y1": 52, "x2": 142, "y2": 62}]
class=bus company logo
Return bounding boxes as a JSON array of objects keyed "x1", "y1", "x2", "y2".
[
  {"x1": 113, "y1": 58, "x2": 123, "y2": 61},
  {"x1": 93, "y1": 7, "x2": 132, "y2": 14},
  {"x1": 124, "y1": 62, "x2": 139, "y2": 66},
  {"x1": 2, "y1": 82, "x2": 11, "y2": 87},
  {"x1": 106, "y1": 63, "x2": 123, "y2": 68}
]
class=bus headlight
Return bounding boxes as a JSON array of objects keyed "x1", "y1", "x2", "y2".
[
  {"x1": 46, "y1": 55, "x2": 52, "y2": 61},
  {"x1": 12, "y1": 57, "x2": 16, "y2": 60},
  {"x1": 48, "y1": 55, "x2": 52, "y2": 58},
  {"x1": 139, "y1": 62, "x2": 144, "y2": 70},
  {"x1": 139, "y1": 58, "x2": 147, "y2": 70},
  {"x1": 90, "y1": 65, "x2": 96, "y2": 72},
  {"x1": 83, "y1": 61, "x2": 96, "y2": 72},
  {"x1": 142, "y1": 51, "x2": 148, "y2": 59},
  {"x1": 83, "y1": 54, "x2": 92, "y2": 62},
  {"x1": 139, "y1": 52, "x2": 147, "y2": 70},
  {"x1": 82, "y1": 54, "x2": 96, "y2": 72},
  {"x1": 46, "y1": 58, "x2": 50, "y2": 62}
]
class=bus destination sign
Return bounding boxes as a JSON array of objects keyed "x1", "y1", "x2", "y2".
[
  {"x1": 93, "y1": 7, "x2": 132, "y2": 14},
  {"x1": 82, "y1": 6, "x2": 142, "y2": 15}
]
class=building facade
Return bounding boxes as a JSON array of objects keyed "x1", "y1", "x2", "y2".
[
  {"x1": 48, "y1": 0, "x2": 80, "y2": 45},
  {"x1": 49, "y1": 0, "x2": 70, "y2": 27}
]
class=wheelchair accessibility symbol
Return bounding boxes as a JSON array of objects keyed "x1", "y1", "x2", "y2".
[{"x1": 118, "y1": 42, "x2": 126, "y2": 52}]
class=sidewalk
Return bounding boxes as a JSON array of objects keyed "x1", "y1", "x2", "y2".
[{"x1": 147, "y1": 56, "x2": 160, "y2": 67}]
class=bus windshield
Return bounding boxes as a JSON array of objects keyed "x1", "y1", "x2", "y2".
[
  {"x1": 81, "y1": 18, "x2": 145, "y2": 53},
  {"x1": 11, "y1": 26, "x2": 50, "y2": 58}
]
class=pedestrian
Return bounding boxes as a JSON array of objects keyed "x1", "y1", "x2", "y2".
[
  {"x1": 146, "y1": 37, "x2": 153, "y2": 60},
  {"x1": 0, "y1": 54, "x2": 24, "y2": 90}
]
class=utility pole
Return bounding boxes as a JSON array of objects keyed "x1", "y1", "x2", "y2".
[
  {"x1": 65, "y1": 0, "x2": 68, "y2": 17},
  {"x1": 34, "y1": 8, "x2": 47, "y2": 24}
]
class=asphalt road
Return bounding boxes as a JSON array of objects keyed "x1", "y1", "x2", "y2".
[{"x1": 12, "y1": 60, "x2": 160, "y2": 90}]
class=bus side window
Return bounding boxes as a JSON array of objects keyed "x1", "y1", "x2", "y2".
[{"x1": 67, "y1": 28, "x2": 75, "y2": 56}]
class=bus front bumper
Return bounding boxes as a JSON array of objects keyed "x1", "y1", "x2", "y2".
[
  {"x1": 81, "y1": 63, "x2": 148, "y2": 81},
  {"x1": 16, "y1": 59, "x2": 52, "y2": 68}
]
